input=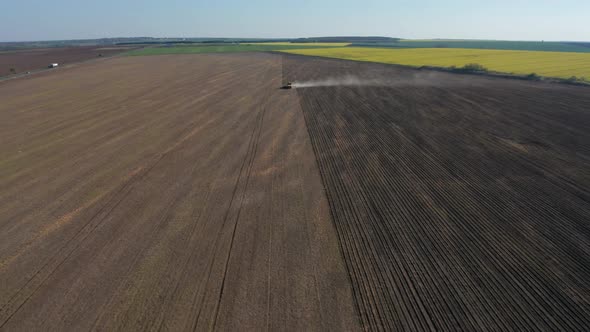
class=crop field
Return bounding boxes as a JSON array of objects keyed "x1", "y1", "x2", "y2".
[
  {"x1": 0, "y1": 53, "x2": 358, "y2": 330},
  {"x1": 0, "y1": 46, "x2": 133, "y2": 76},
  {"x1": 284, "y1": 54, "x2": 590, "y2": 330},
  {"x1": 126, "y1": 43, "x2": 345, "y2": 56},
  {"x1": 352, "y1": 40, "x2": 590, "y2": 53},
  {"x1": 247, "y1": 42, "x2": 350, "y2": 46},
  {"x1": 2, "y1": 50, "x2": 590, "y2": 331},
  {"x1": 282, "y1": 47, "x2": 590, "y2": 79}
]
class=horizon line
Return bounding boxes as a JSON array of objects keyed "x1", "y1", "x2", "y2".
[{"x1": 1, "y1": 36, "x2": 589, "y2": 44}]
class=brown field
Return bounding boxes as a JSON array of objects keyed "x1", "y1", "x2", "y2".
[
  {"x1": 0, "y1": 53, "x2": 358, "y2": 330},
  {"x1": 0, "y1": 46, "x2": 133, "y2": 76},
  {"x1": 2, "y1": 51, "x2": 590, "y2": 331},
  {"x1": 284, "y1": 54, "x2": 590, "y2": 330}
]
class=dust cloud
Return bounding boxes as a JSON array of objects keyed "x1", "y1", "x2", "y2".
[
  {"x1": 291, "y1": 72, "x2": 467, "y2": 89},
  {"x1": 292, "y1": 75, "x2": 388, "y2": 88}
]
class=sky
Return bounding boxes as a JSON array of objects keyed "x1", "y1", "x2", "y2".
[{"x1": 1, "y1": 0, "x2": 589, "y2": 42}]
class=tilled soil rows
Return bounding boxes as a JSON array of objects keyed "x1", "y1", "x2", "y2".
[
  {"x1": 284, "y1": 54, "x2": 590, "y2": 331},
  {"x1": 0, "y1": 53, "x2": 358, "y2": 331}
]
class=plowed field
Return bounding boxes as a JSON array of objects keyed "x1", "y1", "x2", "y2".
[
  {"x1": 2, "y1": 51, "x2": 590, "y2": 331},
  {"x1": 284, "y1": 54, "x2": 590, "y2": 331},
  {"x1": 0, "y1": 53, "x2": 358, "y2": 331}
]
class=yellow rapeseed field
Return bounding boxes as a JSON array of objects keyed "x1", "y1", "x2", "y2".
[{"x1": 282, "y1": 47, "x2": 590, "y2": 79}]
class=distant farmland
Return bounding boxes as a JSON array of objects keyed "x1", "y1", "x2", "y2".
[
  {"x1": 2, "y1": 46, "x2": 590, "y2": 331},
  {"x1": 282, "y1": 47, "x2": 590, "y2": 80},
  {"x1": 247, "y1": 42, "x2": 351, "y2": 47},
  {"x1": 352, "y1": 40, "x2": 590, "y2": 53},
  {"x1": 126, "y1": 43, "x2": 346, "y2": 56},
  {"x1": 0, "y1": 46, "x2": 133, "y2": 76}
]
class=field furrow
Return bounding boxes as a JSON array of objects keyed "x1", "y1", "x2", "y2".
[{"x1": 285, "y1": 54, "x2": 590, "y2": 331}]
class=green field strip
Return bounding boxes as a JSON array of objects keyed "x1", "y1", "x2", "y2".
[{"x1": 126, "y1": 43, "x2": 348, "y2": 56}]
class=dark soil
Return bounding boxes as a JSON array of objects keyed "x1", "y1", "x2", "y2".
[
  {"x1": 0, "y1": 46, "x2": 134, "y2": 76},
  {"x1": 284, "y1": 53, "x2": 590, "y2": 331}
]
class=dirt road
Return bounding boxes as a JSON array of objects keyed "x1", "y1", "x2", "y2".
[
  {"x1": 284, "y1": 54, "x2": 590, "y2": 331},
  {"x1": 0, "y1": 53, "x2": 359, "y2": 331}
]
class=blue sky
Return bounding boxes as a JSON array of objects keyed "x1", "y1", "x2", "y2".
[{"x1": 1, "y1": 0, "x2": 588, "y2": 42}]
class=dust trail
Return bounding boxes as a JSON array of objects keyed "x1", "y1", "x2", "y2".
[
  {"x1": 292, "y1": 75, "x2": 389, "y2": 88},
  {"x1": 291, "y1": 72, "x2": 463, "y2": 89}
]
